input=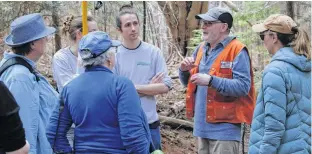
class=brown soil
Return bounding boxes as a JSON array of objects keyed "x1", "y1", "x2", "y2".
[
  {"x1": 156, "y1": 69, "x2": 198, "y2": 154},
  {"x1": 161, "y1": 125, "x2": 197, "y2": 154}
]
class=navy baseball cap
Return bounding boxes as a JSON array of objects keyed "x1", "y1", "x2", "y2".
[
  {"x1": 78, "y1": 31, "x2": 121, "y2": 59},
  {"x1": 195, "y1": 7, "x2": 233, "y2": 29}
]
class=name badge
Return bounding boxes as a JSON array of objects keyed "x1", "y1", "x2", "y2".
[{"x1": 220, "y1": 61, "x2": 232, "y2": 68}]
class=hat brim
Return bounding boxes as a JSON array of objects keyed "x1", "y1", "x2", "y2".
[
  {"x1": 111, "y1": 40, "x2": 121, "y2": 47},
  {"x1": 195, "y1": 14, "x2": 218, "y2": 21},
  {"x1": 252, "y1": 23, "x2": 268, "y2": 33},
  {"x1": 5, "y1": 26, "x2": 56, "y2": 47}
]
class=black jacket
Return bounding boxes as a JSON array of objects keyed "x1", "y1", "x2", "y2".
[{"x1": 0, "y1": 81, "x2": 26, "y2": 152}]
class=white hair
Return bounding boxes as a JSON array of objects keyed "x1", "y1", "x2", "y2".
[{"x1": 80, "y1": 47, "x2": 116, "y2": 68}]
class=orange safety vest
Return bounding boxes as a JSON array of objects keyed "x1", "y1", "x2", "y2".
[{"x1": 186, "y1": 39, "x2": 255, "y2": 124}]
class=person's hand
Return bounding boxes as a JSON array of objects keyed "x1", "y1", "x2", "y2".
[
  {"x1": 190, "y1": 73, "x2": 211, "y2": 86},
  {"x1": 6, "y1": 140, "x2": 29, "y2": 154},
  {"x1": 150, "y1": 72, "x2": 164, "y2": 84},
  {"x1": 180, "y1": 57, "x2": 197, "y2": 72}
]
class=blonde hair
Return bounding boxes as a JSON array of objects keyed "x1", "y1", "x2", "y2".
[
  {"x1": 290, "y1": 27, "x2": 311, "y2": 60},
  {"x1": 62, "y1": 15, "x2": 95, "y2": 41}
]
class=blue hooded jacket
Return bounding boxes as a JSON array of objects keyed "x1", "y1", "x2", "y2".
[{"x1": 249, "y1": 47, "x2": 311, "y2": 154}]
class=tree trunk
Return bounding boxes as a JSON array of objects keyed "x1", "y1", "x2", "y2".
[
  {"x1": 286, "y1": 1, "x2": 294, "y2": 19},
  {"x1": 157, "y1": 1, "x2": 208, "y2": 57},
  {"x1": 52, "y1": 1, "x2": 62, "y2": 54},
  {"x1": 143, "y1": 1, "x2": 146, "y2": 42},
  {"x1": 177, "y1": 2, "x2": 187, "y2": 56},
  {"x1": 103, "y1": 2, "x2": 107, "y2": 31},
  {"x1": 147, "y1": 3, "x2": 158, "y2": 46}
]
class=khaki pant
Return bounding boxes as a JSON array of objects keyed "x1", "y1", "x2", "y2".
[{"x1": 198, "y1": 137, "x2": 239, "y2": 154}]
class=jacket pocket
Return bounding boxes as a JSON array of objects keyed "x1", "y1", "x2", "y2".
[
  {"x1": 219, "y1": 68, "x2": 232, "y2": 75},
  {"x1": 207, "y1": 102, "x2": 236, "y2": 121}
]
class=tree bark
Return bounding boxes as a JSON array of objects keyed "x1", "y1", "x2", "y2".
[
  {"x1": 103, "y1": 2, "x2": 107, "y2": 31},
  {"x1": 52, "y1": 1, "x2": 62, "y2": 54},
  {"x1": 286, "y1": 1, "x2": 294, "y2": 19},
  {"x1": 143, "y1": 1, "x2": 146, "y2": 42},
  {"x1": 157, "y1": 1, "x2": 208, "y2": 57}
]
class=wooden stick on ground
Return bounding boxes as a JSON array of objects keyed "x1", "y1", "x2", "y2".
[{"x1": 159, "y1": 115, "x2": 193, "y2": 130}]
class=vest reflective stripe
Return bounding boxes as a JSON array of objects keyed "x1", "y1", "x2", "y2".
[{"x1": 185, "y1": 39, "x2": 256, "y2": 124}]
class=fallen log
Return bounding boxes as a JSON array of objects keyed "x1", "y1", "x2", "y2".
[{"x1": 159, "y1": 115, "x2": 193, "y2": 131}]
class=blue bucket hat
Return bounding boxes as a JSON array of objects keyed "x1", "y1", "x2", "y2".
[
  {"x1": 5, "y1": 13, "x2": 56, "y2": 46},
  {"x1": 78, "y1": 31, "x2": 121, "y2": 59}
]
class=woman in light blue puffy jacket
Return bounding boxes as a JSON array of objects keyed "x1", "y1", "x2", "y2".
[{"x1": 249, "y1": 14, "x2": 311, "y2": 154}]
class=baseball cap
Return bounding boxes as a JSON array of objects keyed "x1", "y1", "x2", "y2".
[
  {"x1": 195, "y1": 7, "x2": 233, "y2": 29},
  {"x1": 252, "y1": 14, "x2": 297, "y2": 34},
  {"x1": 78, "y1": 31, "x2": 121, "y2": 59}
]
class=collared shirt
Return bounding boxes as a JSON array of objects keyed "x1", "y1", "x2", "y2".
[
  {"x1": 0, "y1": 51, "x2": 58, "y2": 154},
  {"x1": 179, "y1": 36, "x2": 251, "y2": 141}
]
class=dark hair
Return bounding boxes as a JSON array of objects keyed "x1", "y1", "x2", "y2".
[
  {"x1": 62, "y1": 15, "x2": 95, "y2": 41},
  {"x1": 276, "y1": 26, "x2": 311, "y2": 60},
  {"x1": 11, "y1": 42, "x2": 32, "y2": 56},
  {"x1": 276, "y1": 33, "x2": 295, "y2": 46},
  {"x1": 116, "y1": 4, "x2": 139, "y2": 30}
]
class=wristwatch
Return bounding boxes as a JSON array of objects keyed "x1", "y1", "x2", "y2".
[{"x1": 208, "y1": 76, "x2": 213, "y2": 87}]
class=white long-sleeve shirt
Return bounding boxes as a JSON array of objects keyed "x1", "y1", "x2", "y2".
[{"x1": 52, "y1": 47, "x2": 78, "y2": 93}]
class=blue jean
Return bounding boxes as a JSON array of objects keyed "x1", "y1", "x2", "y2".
[{"x1": 150, "y1": 126, "x2": 162, "y2": 150}]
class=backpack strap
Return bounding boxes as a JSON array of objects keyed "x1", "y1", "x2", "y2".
[{"x1": 0, "y1": 57, "x2": 40, "y2": 82}]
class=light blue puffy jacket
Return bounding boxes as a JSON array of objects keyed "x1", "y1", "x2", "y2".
[{"x1": 249, "y1": 47, "x2": 311, "y2": 154}]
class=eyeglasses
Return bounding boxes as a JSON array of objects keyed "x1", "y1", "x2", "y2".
[
  {"x1": 200, "y1": 20, "x2": 222, "y2": 27},
  {"x1": 259, "y1": 30, "x2": 274, "y2": 40}
]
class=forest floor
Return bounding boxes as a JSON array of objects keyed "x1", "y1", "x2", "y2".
[{"x1": 155, "y1": 75, "x2": 198, "y2": 154}]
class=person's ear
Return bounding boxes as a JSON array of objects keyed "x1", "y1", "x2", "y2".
[
  {"x1": 220, "y1": 23, "x2": 228, "y2": 33},
  {"x1": 30, "y1": 41, "x2": 35, "y2": 50},
  {"x1": 117, "y1": 27, "x2": 122, "y2": 33},
  {"x1": 272, "y1": 33, "x2": 278, "y2": 44},
  {"x1": 106, "y1": 59, "x2": 113, "y2": 68},
  {"x1": 76, "y1": 30, "x2": 83, "y2": 41}
]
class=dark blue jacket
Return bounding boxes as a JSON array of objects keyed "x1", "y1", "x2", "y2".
[{"x1": 46, "y1": 65, "x2": 151, "y2": 154}]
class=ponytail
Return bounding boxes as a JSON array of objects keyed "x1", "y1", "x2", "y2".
[{"x1": 290, "y1": 27, "x2": 311, "y2": 60}]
